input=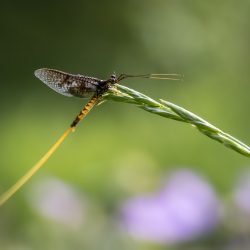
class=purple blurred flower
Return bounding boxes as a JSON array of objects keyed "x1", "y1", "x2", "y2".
[
  {"x1": 119, "y1": 169, "x2": 221, "y2": 244},
  {"x1": 233, "y1": 169, "x2": 250, "y2": 213},
  {"x1": 27, "y1": 177, "x2": 85, "y2": 229}
]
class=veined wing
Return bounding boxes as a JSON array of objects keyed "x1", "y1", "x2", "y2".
[
  {"x1": 35, "y1": 68, "x2": 77, "y2": 96},
  {"x1": 34, "y1": 68, "x2": 100, "y2": 98}
]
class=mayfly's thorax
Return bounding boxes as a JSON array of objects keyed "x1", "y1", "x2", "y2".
[{"x1": 67, "y1": 75, "x2": 100, "y2": 98}]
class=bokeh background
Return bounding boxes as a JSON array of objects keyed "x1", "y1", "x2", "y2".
[{"x1": 0, "y1": 0, "x2": 250, "y2": 249}]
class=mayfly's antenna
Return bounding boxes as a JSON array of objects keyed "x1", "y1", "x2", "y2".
[
  {"x1": 0, "y1": 95, "x2": 99, "y2": 206},
  {"x1": 117, "y1": 73, "x2": 183, "y2": 82}
]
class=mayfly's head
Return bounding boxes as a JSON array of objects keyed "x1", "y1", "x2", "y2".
[
  {"x1": 100, "y1": 73, "x2": 118, "y2": 90},
  {"x1": 109, "y1": 73, "x2": 117, "y2": 85}
]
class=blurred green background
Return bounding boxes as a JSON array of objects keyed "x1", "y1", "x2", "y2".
[{"x1": 0, "y1": 0, "x2": 250, "y2": 249}]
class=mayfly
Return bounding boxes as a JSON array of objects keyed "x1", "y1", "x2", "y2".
[{"x1": 0, "y1": 68, "x2": 181, "y2": 206}]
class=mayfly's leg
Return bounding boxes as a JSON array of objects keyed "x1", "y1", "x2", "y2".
[{"x1": 70, "y1": 94, "x2": 99, "y2": 128}]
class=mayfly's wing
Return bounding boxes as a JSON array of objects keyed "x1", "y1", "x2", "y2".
[{"x1": 34, "y1": 68, "x2": 100, "y2": 98}]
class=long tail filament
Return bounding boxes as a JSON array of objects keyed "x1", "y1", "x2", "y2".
[{"x1": 0, "y1": 95, "x2": 98, "y2": 206}]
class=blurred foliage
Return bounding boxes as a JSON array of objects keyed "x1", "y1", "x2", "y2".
[{"x1": 0, "y1": 0, "x2": 250, "y2": 249}]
